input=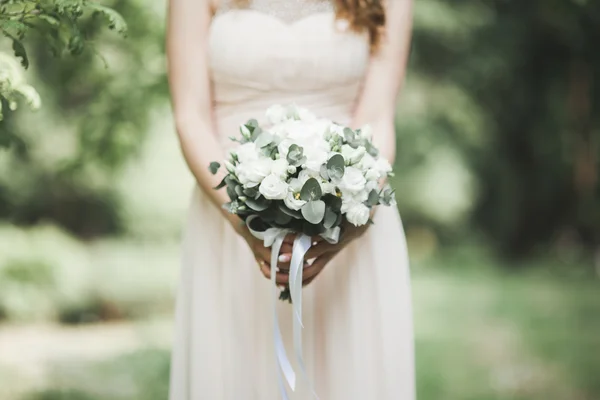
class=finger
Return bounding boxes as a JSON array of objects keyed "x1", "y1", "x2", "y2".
[
  {"x1": 258, "y1": 260, "x2": 289, "y2": 285},
  {"x1": 302, "y1": 252, "x2": 337, "y2": 283},
  {"x1": 280, "y1": 243, "x2": 294, "y2": 254},
  {"x1": 311, "y1": 236, "x2": 324, "y2": 246},
  {"x1": 304, "y1": 241, "x2": 336, "y2": 259},
  {"x1": 283, "y1": 233, "x2": 297, "y2": 244}
]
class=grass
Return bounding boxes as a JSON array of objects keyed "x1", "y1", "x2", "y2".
[{"x1": 3, "y1": 257, "x2": 598, "y2": 400}]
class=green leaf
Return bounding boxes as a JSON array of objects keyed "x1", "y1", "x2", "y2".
[
  {"x1": 286, "y1": 144, "x2": 306, "y2": 166},
  {"x1": 213, "y1": 176, "x2": 227, "y2": 190},
  {"x1": 300, "y1": 178, "x2": 323, "y2": 201},
  {"x1": 11, "y1": 39, "x2": 28, "y2": 69},
  {"x1": 323, "y1": 207, "x2": 338, "y2": 229},
  {"x1": 250, "y1": 126, "x2": 263, "y2": 142},
  {"x1": 255, "y1": 132, "x2": 274, "y2": 148},
  {"x1": 365, "y1": 189, "x2": 380, "y2": 207},
  {"x1": 326, "y1": 154, "x2": 345, "y2": 181},
  {"x1": 278, "y1": 202, "x2": 303, "y2": 219},
  {"x1": 245, "y1": 196, "x2": 271, "y2": 212},
  {"x1": 208, "y1": 162, "x2": 220, "y2": 174},
  {"x1": 88, "y1": 3, "x2": 128, "y2": 35},
  {"x1": 301, "y1": 200, "x2": 325, "y2": 224},
  {"x1": 274, "y1": 206, "x2": 293, "y2": 225},
  {"x1": 243, "y1": 186, "x2": 259, "y2": 199},
  {"x1": 323, "y1": 193, "x2": 342, "y2": 212},
  {"x1": 302, "y1": 220, "x2": 326, "y2": 236}
]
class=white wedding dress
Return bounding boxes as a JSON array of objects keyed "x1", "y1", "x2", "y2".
[{"x1": 169, "y1": 0, "x2": 415, "y2": 399}]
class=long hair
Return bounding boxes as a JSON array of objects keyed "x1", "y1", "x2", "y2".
[{"x1": 334, "y1": 0, "x2": 386, "y2": 50}]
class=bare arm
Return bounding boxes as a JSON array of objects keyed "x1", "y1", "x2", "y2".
[
  {"x1": 166, "y1": 0, "x2": 239, "y2": 228},
  {"x1": 352, "y1": 0, "x2": 413, "y2": 165}
]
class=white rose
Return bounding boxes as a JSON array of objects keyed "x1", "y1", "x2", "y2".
[
  {"x1": 236, "y1": 158, "x2": 272, "y2": 188},
  {"x1": 329, "y1": 123, "x2": 345, "y2": 138},
  {"x1": 297, "y1": 107, "x2": 317, "y2": 122},
  {"x1": 359, "y1": 124, "x2": 373, "y2": 141},
  {"x1": 321, "y1": 182, "x2": 336, "y2": 194},
  {"x1": 303, "y1": 145, "x2": 329, "y2": 171},
  {"x1": 374, "y1": 157, "x2": 392, "y2": 176},
  {"x1": 271, "y1": 158, "x2": 289, "y2": 178},
  {"x1": 346, "y1": 203, "x2": 371, "y2": 226},
  {"x1": 259, "y1": 174, "x2": 289, "y2": 200},
  {"x1": 284, "y1": 191, "x2": 306, "y2": 210},
  {"x1": 341, "y1": 144, "x2": 366, "y2": 165},
  {"x1": 365, "y1": 168, "x2": 380, "y2": 181},
  {"x1": 357, "y1": 153, "x2": 376, "y2": 171},
  {"x1": 235, "y1": 142, "x2": 259, "y2": 164},
  {"x1": 338, "y1": 166, "x2": 367, "y2": 194},
  {"x1": 265, "y1": 104, "x2": 288, "y2": 125},
  {"x1": 366, "y1": 180, "x2": 379, "y2": 192}
]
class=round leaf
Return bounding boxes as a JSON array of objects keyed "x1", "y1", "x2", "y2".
[
  {"x1": 301, "y1": 200, "x2": 326, "y2": 224},
  {"x1": 300, "y1": 178, "x2": 323, "y2": 201},
  {"x1": 327, "y1": 154, "x2": 345, "y2": 180}
]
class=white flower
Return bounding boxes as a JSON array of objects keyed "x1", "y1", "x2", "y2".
[
  {"x1": 239, "y1": 124, "x2": 252, "y2": 139},
  {"x1": 303, "y1": 145, "x2": 329, "y2": 171},
  {"x1": 321, "y1": 182, "x2": 336, "y2": 194},
  {"x1": 366, "y1": 180, "x2": 379, "y2": 192},
  {"x1": 365, "y1": 168, "x2": 380, "y2": 181},
  {"x1": 338, "y1": 166, "x2": 367, "y2": 194},
  {"x1": 329, "y1": 123, "x2": 345, "y2": 138},
  {"x1": 265, "y1": 104, "x2": 288, "y2": 125},
  {"x1": 271, "y1": 158, "x2": 289, "y2": 178},
  {"x1": 235, "y1": 142, "x2": 259, "y2": 164},
  {"x1": 284, "y1": 191, "x2": 306, "y2": 210},
  {"x1": 359, "y1": 124, "x2": 373, "y2": 141},
  {"x1": 374, "y1": 157, "x2": 392, "y2": 176},
  {"x1": 259, "y1": 174, "x2": 289, "y2": 200},
  {"x1": 297, "y1": 106, "x2": 317, "y2": 122},
  {"x1": 236, "y1": 158, "x2": 272, "y2": 188},
  {"x1": 341, "y1": 144, "x2": 366, "y2": 165},
  {"x1": 346, "y1": 203, "x2": 371, "y2": 226},
  {"x1": 357, "y1": 153, "x2": 376, "y2": 172},
  {"x1": 224, "y1": 160, "x2": 236, "y2": 174}
]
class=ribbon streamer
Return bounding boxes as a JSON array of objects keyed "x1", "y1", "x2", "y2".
[{"x1": 246, "y1": 215, "x2": 340, "y2": 399}]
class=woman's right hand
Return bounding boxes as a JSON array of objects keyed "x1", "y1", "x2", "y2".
[{"x1": 230, "y1": 219, "x2": 293, "y2": 285}]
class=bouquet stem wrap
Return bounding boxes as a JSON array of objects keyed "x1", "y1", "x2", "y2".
[{"x1": 247, "y1": 215, "x2": 339, "y2": 399}]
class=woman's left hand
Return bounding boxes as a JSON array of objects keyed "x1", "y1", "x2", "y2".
[{"x1": 299, "y1": 221, "x2": 371, "y2": 285}]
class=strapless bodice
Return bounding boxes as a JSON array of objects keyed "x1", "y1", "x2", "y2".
[{"x1": 207, "y1": 0, "x2": 370, "y2": 144}]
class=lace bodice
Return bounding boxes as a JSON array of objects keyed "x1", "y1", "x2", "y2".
[{"x1": 214, "y1": 0, "x2": 334, "y2": 24}]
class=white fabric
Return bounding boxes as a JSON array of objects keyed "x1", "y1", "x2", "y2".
[{"x1": 169, "y1": 3, "x2": 415, "y2": 399}]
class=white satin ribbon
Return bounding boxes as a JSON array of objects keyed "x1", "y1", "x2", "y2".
[{"x1": 246, "y1": 215, "x2": 340, "y2": 399}]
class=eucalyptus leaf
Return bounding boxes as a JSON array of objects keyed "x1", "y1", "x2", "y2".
[
  {"x1": 300, "y1": 178, "x2": 323, "y2": 201},
  {"x1": 245, "y1": 196, "x2": 272, "y2": 212},
  {"x1": 250, "y1": 126, "x2": 263, "y2": 142},
  {"x1": 320, "y1": 164, "x2": 330, "y2": 180},
  {"x1": 302, "y1": 220, "x2": 326, "y2": 236},
  {"x1": 301, "y1": 200, "x2": 325, "y2": 224},
  {"x1": 326, "y1": 154, "x2": 345, "y2": 181},
  {"x1": 278, "y1": 202, "x2": 303, "y2": 219},
  {"x1": 243, "y1": 186, "x2": 259, "y2": 199},
  {"x1": 365, "y1": 189, "x2": 380, "y2": 207},
  {"x1": 255, "y1": 132, "x2": 274, "y2": 148},
  {"x1": 213, "y1": 176, "x2": 227, "y2": 190},
  {"x1": 323, "y1": 194, "x2": 342, "y2": 212},
  {"x1": 208, "y1": 162, "x2": 220, "y2": 175},
  {"x1": 274, "y1": 207, "x2": 293, "y2": 225},
  {"x1": 286, "y1": 144, "x2": 306, "y2": 166},
  {"x1": 323, "y1": 207, "x2": 338, "y2": 229}
]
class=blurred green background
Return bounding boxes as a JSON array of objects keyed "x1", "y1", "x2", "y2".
[{"x1": 0, "y1": 0, "x2": 599, "y2": 399}]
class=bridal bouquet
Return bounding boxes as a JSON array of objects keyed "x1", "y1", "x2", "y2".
[{"x1": 209, "y1": 104, "x2": 395, "y2": 396}]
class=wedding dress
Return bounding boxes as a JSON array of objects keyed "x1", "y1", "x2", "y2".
[{"x1": 169, "y1": 0, "x2": 415, "y2": 398}]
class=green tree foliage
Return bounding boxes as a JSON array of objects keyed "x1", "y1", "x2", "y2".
[
  {"x1": 0, "y1": 0, "x2": 165, "y2": 236},
  {"x1": 402, "y1": 0, "x2": 599, "y2": 259}
]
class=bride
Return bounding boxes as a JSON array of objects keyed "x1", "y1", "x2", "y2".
[{"x1": 166, "y1": 0, "x2": 414, "y2": 398}]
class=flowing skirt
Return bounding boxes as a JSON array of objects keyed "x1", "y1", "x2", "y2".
[{"x1": 169, "y1": 186, "x2": 415, "y2": 399}]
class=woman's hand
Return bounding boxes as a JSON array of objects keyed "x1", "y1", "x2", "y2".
[{"x1": 231, "y1": 219, "x2": 295, "y2": 285}]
